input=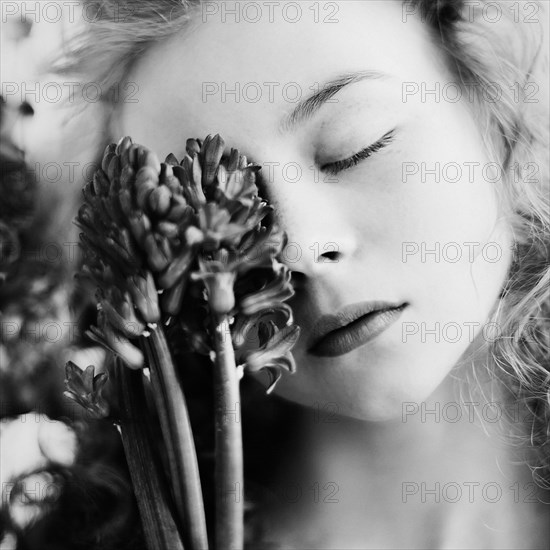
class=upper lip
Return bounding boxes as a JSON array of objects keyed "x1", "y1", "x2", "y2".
[{"x1": 307, "y1": 300, "x2": 407, "y2": 350}]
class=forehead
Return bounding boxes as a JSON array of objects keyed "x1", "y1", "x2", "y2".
[{"x1": 118, "y1": 0, "x2": 446, "y2": 156}]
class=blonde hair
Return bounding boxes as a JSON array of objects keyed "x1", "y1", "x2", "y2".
[
  {"x1": 60, "y1": 0, "x2": 550, "y2": 480},
  {"x1": 408, "y1": 0, "x2": 550, "y2": 484}
]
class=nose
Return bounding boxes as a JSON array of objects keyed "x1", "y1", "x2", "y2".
[{"x1": 263, "y1": 171, "x2": 359, "y2": 279}]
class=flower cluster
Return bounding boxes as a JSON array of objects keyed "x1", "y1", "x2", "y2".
[{"x1": 72, "y1": 134, "x2": 299, "y2": 403}]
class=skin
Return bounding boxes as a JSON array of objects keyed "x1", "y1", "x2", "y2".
[
  {"x1": 117, "y1": 1, "x2": 549, "y2": 547},
  {"x1": 118, "y1": 0, "x2": 513, "y2": 420}
]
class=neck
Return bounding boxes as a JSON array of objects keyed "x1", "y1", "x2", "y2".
[
  {"x1": 267, "y1": 370, "x2": 548, "y2": 548},
  {"x1": 301, "y1": 373, "x2": 502, "y2": 497}
]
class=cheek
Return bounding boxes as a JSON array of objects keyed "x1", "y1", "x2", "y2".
[{"x1": 356, "y1": 98, "x2": 513, "y2": 320}]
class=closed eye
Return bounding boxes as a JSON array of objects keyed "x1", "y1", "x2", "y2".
[{"x1": 320, "y1": 129, "x2": 396, "y2": 176}]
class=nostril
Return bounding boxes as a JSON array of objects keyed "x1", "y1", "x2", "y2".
[{"x1": 290, "y1": 270, "x2": 308, "y2": 290}]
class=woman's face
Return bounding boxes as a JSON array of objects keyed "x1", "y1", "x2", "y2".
[{"x1": 119, "y1": 0, "x2": 513, "y2": 420}]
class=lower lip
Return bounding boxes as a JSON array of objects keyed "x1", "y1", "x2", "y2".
[{"x1": 308, "y1": 306, "x2": 407, "y2": 358}]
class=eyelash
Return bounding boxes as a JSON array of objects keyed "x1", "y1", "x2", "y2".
[{"x1": 320, "y1": 129, "x2": 396, "y2": 176}]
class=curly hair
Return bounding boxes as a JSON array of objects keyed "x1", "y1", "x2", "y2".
[
  {"x1": 403, "y1": 0, "x2": 550, "y2": 485},
  {"x1": 49, "y1": 0, "x2": 549, "y2": 545}
]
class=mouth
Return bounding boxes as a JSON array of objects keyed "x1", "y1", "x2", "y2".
[{"x1": 307, "y1": 301, "x2": 408, "y2": 358}]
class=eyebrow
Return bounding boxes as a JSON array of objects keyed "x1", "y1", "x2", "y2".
[{"x1": 279, "y1": 70, "x2": 390, "y2": 133}]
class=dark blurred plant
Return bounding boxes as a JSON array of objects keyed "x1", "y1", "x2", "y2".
[
  {"x1": 64, "y1": 361, "x2": 109, "y2": 418},
  {"x1": 0, "y1": 96, "x2": 72, "y2": 417},
  {"x1": 69, "y1": 135, "x2": 299, "y2": 550}
]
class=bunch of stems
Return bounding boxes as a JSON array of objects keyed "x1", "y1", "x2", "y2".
[{"x1": 67, "y1": 135, "x2": 300, "y2": 550}]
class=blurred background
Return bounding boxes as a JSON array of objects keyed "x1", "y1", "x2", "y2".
[
  {"x1": 1, "y1": 8, "x2": 135, "y2": 544},
  {"x1": 1, "y1": 1, "x2": 106, "y2": 416},
  {"x1": 1, "y1": 1, "x2": 96, "y2": 168},
  {"x1": 1, "y1": 12, "x2": 119, "y2": 544}
]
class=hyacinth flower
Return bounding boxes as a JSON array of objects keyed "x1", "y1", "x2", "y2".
[
  {"x1": 75, "y1": 142, "x2": 206, "y2": 550},
  {"x1": 63, "y1": 361, "x2": 109, "y2": 419},
  {"x1": 73, "y1": 134, "x2": 299, "y2": 550}
]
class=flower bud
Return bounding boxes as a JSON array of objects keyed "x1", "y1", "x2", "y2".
[
  {"x1": 201, "y1": 134, "x2": 225, "y2": 187},
  {"x1": 120, "y1": 165, "x2": 135, "y2": 191},
  {"x1": 148, "y1": 185, "x2": 172, "y2": 216},
  {"x1": 186, "y1": 139, "x2": 201, "y2": 157},
  {"x1": 160, "y1": 277, "x2": 188, "y2": 316},
  {"x1": 144, "y1": 233, "x2": 172, "y2": 272},
  {"x1": 157, "y1": 221, "x2": 179, "y2": 240},
  {"x1": 159, "y1": 247, "x2": 195, "y2": 289},
  {"x1": 107, "y1": 155, "x2": 120, "y2": 185},
  {"x1": 101, "y1": 143, "x2": 116, "y2": 173},
  {"x1": 93, "y1": 170, "x2": 110, "y2": 196},
  {"x1": 127, "y1": 273, "x2": 160, "y2": 323},
  {"x1": 165, "y1": 153, "x2": 179, "y2": 166},
  {"x1": 135, "y1": 166, "x2": 159, "y2": 209},
  {"x1": 116, "y1": 136, "x2": 133, "y2": 165},
  {"x1": 204, "y1": 272, "x2": 236, "y2": 315},
  {"x1": 127, "y1": 212, "x2": 152, "y2": 246}
]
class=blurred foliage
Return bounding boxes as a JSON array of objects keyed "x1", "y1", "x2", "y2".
[
  {"x1": 0, "y1": 96, "x2": 147, "y2": 549},
  {"x1": 0, "y1": 95, "x2": 70, "y2": 418}
]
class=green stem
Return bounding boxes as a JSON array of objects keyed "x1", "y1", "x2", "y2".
[
  {"x1": 116, "y1": 363, "x2": 185, "y2": 550},
  {"x1": 212, "y1": 315, "x2": 244, "y2": 550},
  {"x1": 142, "y1": 324, "x2": 209, "y2": 550}
]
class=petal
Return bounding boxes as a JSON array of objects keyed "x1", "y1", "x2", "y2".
[
  {"x1": 156, "y1": 221, "x2": 180, "y2": 241},
  {"x1": 236, "y1": 230, "x2": 285, "y2": 274},
  {"x1": 192, "y1": 154, "x2": 203, "y2": 193},
  {"x1": 127, "y1": 273, "x2": 160, "y2": 323},
  {"x1": 264, "y1": 367, "x2": 283, "y2": 395},
  {"x1": 103, "y1": 327, "x2": 144, "y2": 369},
  {"x1": 101, "y1": 146, "x2": 116, "y2": 174},
  {"x1": 244, "y1": 324, "x2": 300, "y2": 372},
  {"x1": 120, "y1": 165, "x2": 136, "y2": 192},
  {"x1": 232, "y1": 305, "x2": 294, "y2": 350},
  {"x1": 100, "y1": 298, "x2": 144, "y2": 338},
  {"x1": 217, "y1": 164, "x2": 229, "y2": 194},
  {"x1": 165, "y1": 153, "x2": 179, "y2": 166},
  {"x1": 116, "y1": 136, "x2": 133, "y2": 164},
  {"x1": 202, "y1": 134, "x2": 225, "y2": 187},
  {"x1": 144, "y1": 233, "x2": 172, "y2": 272},
  {"x1": 135, "y1": 166, "x2": 159, "y2": 209},
  {"x1": 159, "y1": 247, "x2": 196, "y2": 288},
  {"x1": 160, "y1": 277, "x2": 188, "y2": 316},
  {"x1": 93, "y1": 371, "x2": 109, "y2": 393},
  {"x1": 148, "y1": 185, "x2": 172, "y2": 216},
  {"x1": 239, "y1": 268, "x2": 294, "y2": 316},
  {"x1": 186, "y1": 139, "x2": 201, "y2": 158},
  {"x1": 225, "y1": 148, "x2": 240, "y2": 172},
  {"x1": 64, "y1": 361, "x2": 88, "y2": 395},
  {"x1": 194, "y1": 271, "x2": 237, "y2": 315},
  {"x1": 107, "y1": 155, "x2": 120, "y2": 187},
  {"x1": 82, "y1": 364, "x2": 96, "y2": 390}
]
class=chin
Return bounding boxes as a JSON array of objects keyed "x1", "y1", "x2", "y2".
[
  {"x1": 326, "y1": 390, "x2": 428, "y2": 423},
  {"x1": 269, "y1": 357, "x2": 458, "y2": 425}
]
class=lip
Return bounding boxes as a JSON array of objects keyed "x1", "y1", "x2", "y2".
[{"x1": 307, "y1": 301, "x2": 408, "y2": 358}]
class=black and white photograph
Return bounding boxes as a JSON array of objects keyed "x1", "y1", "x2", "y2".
[{"x1": 1, "y1": 1, "x2": 549, "y2": 548}]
